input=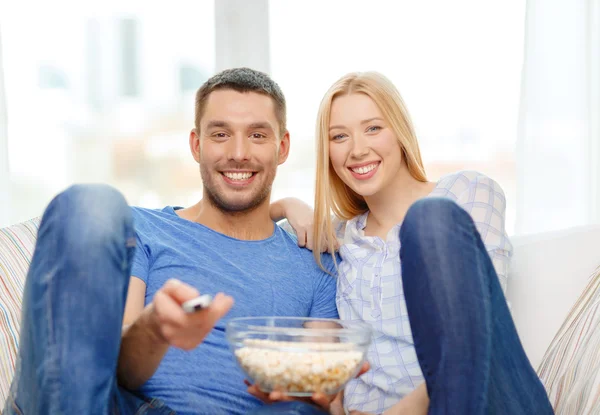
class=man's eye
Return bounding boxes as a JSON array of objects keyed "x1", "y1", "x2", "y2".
[
  {"x1": 214, "y1": 133, "x2": 227, "y2": 138},
  {"x1": 252, "y1": 133, "x2": 266, "y2": 139}
]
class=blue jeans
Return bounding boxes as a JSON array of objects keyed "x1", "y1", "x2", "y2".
[
  {"x1": 251, "y1": 199, "x2": 554, "y2": 414},
  {"x1": 4, "y1": 185, "x2": 174, "y2": 415},
  {"x1": 4, "y1": 185, "x2": 323, "y2": 415},
  {"x1": 399, "y1": 198, "x2": 553, "y2": 415}
]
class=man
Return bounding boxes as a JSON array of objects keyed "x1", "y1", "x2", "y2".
[{"x1": 4, "y1": 68, "x2": 343, "y2": 415}]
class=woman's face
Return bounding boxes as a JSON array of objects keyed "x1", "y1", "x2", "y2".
[{"x1": 328, "y1": 93, "x2": 404, "y2": 198}]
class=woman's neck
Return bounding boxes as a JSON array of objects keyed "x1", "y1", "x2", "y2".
[{"x1": 363, "y1": 172, "x2": 436, "y2": 238}]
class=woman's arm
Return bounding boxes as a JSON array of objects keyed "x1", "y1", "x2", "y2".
[
  {"x1": 380, "y1": 383, "x2": 428, "y2": 415},
  {"x1": 455, "y1": 173, "x2": 513, "y2": 293},
  {"x1": 270, "y1": 198, "x2": 338, "y2": 252}
]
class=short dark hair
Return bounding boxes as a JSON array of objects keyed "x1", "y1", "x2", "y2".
[{"x1": 194, "y1": 67, "x2": 287, "y2": 136}]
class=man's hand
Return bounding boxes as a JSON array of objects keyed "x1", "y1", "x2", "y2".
[
  {"x1": 147, "y1": 278, "x2": 234, "y2": 350},
  {"x1": 247, "y1": 361, "x2": 370, "y2": 413},
  {"x1": 118, "y1": 278, "x2": 233, "y2": 390}
]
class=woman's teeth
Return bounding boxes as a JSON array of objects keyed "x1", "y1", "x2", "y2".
[{"x1": 350, "y1": 163, "x2": 378, "y2": 174}]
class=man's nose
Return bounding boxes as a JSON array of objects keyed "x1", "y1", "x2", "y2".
[{"x1": 227, "y1": 134, "x2": 251, "y2": 162}]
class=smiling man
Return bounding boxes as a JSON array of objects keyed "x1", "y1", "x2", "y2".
[{"x1": 5, "y1": 68, "x2": 339, "y2": 415}]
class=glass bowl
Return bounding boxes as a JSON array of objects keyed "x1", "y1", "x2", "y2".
[{"x1": 226, "y1": 317, "x2": 372, "y2": 396}]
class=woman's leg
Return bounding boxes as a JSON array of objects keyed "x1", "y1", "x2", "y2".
[{"x1": 399, "y1": 198, "x2": 553, "y2": 415}]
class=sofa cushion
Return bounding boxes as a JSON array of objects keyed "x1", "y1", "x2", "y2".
[
  {"x1": 538, "y1": 267, "x2": 600, "y2": 414},
  {"x1": 0, "y1": 217, "x2": 40, "y2": 406}
]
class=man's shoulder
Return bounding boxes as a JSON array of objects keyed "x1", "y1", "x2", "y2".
[
  {"x1": 272, "y1": 226, "x2": 336, "y2": 277},
  {"x1": 129, "y1": 206, "x2": 186, "y2": 240},
  {"x1": 131, "y1": 205, "x2": 169, "y2": 218}
]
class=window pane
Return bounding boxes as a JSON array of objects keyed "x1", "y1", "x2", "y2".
[
  {"x1": 3, "y1": 1, "x2": 215, "y2": 224},
  {"x1": 269, "y1": 0, "x2": 524, "y2": 233}
]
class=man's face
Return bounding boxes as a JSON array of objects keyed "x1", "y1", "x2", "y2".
[{"x1": 190, "y1": 89, "x2": 290, "y2": 213}]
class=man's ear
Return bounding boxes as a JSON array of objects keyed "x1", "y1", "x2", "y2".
[
  {"x1": 189, "y1": 128, "x2": 201, "y2": 163},
  {"x1": 277, "y1": 130, "x2": 291, "y2": 165}
]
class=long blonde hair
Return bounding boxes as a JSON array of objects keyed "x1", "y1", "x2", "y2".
[{"x1": 313, "y1": 72, "x2": 428, "y2": 270}]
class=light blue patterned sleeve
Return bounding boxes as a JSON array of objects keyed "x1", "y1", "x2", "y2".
[
  {"x1": 277, "y1": 219, "x2": 296, "y2": 238},
  {"x1": 455, "y1": 172, "x2": 513, "y2": 293}
]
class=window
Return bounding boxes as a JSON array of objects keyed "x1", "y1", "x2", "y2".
[
  {"x1": 2, "y1": 1, "x2": 215, "y2": 224},
  {"x1": 268, "y1": 0, "x2": 525, "y2": 233},
  {"x1": 2, "y1": 1, "x2": 525, "y2": 234}
]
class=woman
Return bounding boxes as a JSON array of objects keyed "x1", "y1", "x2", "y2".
[{"x1": 271, "y1": 72, "x2": 553, "y2": 415}]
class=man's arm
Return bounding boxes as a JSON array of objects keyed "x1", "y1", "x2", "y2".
[{"x1": 117, "y1": 277, "x2": 234, "y2": 390}]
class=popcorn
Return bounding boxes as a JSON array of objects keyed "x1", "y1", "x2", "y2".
[{"x1": 234, "y1": 339, "x2": 364, "y2": 395}]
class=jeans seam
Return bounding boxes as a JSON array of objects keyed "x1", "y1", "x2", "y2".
[
  {"x1": 46, "y1": 194, "x2": 62, "y2": 412},
  {"x1": 8, "y1": 395, "x2": 24, "y2": 415},
  {"x1": 469, "y1": 217, "x2": 493, "y2": 413}
]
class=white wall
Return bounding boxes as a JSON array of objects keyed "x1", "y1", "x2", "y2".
[{"x1": 0, "y1": 25, "x2": 10, "y2": 228}]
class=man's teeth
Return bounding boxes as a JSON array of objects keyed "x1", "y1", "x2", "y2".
[
  {"x1": 223, "y1": 172, "x2": 253, "y2": 180},
  {"x1": 351, "y1": 163, "x2": 378, "y2": 175}
]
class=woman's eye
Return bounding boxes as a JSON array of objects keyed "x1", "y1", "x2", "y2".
[
  {"x1": 331, "y1": 134, "x2": 346, "y2": 141},
  {"x1": 367, "y1": 126, "x2": 381, "y2": 133}
]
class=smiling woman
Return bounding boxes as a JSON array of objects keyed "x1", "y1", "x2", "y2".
[{"x1": 275, "y1": 70, "x2": 554, "y2": 415}]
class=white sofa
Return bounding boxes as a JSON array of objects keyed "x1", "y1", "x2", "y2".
[
  {"x1": 508, "y1": 225, "x2": 600, "y2": 370},
  {"x1": 1, "y1": 219, "x2": 599, "y2": 412}
]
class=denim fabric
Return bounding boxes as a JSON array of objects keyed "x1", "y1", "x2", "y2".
[
  {"x1": 4, "y1": 185, "x2": 174, "y2": 415},
  {"x1": 400, "y1": 198, "x2": 554, "y2": 415},
  {"x1": 247, "y1": 401, "x2": 328, "y2": 415}
]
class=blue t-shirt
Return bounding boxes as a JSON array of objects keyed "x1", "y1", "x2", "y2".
[{"x1": 130, "y1": 206, "x2": 338, "y2": 415}]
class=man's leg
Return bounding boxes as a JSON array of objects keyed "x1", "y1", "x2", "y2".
[
  {"x1": 4, "y1": 185, "x2": 165, "y2": 414},
  {"x1": 399, "y1": 198, "x2": 554, "y2": 415},
  {"x1": 247, "y1": 401, "x2": 329, "y2": 415}
]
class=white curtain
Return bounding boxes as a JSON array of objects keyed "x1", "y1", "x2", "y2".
[
  {"x1": 516, "y1": 0, "x2": 600, "y2": 235},
  {"x1": 0, "y1": 23, "x2": 10, "y2": 228}
]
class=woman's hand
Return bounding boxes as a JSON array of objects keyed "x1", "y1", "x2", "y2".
[
  {"x1": 246, "y1": 362, "x2": 370, "y2": 413},
  {"x1": 245, "y1": 381, "x2": 339, "y2": 412},
  {"x1": 270, "y1": 198, "x2": 338, "y2": 253}
]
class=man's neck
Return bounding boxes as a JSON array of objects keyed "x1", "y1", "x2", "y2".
[{"x1": 177, "y1": 199, "x2": 275, "y2": 240}]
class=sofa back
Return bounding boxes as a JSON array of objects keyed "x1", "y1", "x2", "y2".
[
  {"x1": 1, "y1": 218, "x2": 599, "y2": 412},
  {"x1": 508, "y1": 225, "x2": 600, "y2": 369}
]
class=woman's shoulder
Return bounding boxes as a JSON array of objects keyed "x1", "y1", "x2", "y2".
[{"x1": 434, "y1": 170, "x2": 506, "y2": 200}]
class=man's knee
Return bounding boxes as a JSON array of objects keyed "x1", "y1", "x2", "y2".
[{"x1": 43, "y1": 184, "x2": 132, "y2": 249}]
